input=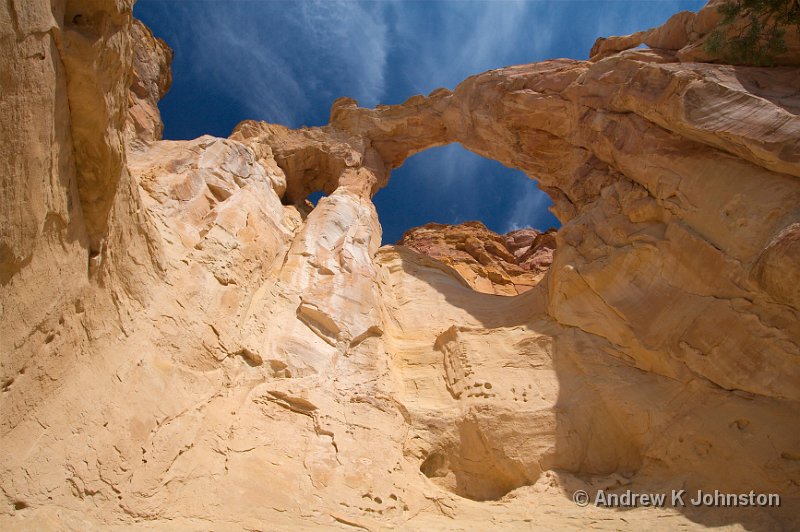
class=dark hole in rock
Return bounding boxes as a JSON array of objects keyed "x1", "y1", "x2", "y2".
[
  {"x1": 307, "y1": 191, "x2": 326, "y2": 206},
  {"x1": 420, "y1": 452, "x2": 448, "y2": 478}
]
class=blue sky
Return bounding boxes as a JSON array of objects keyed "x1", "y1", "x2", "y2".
[{"x1": 135, "y1": 0, "x2": 705, "y2": 244}]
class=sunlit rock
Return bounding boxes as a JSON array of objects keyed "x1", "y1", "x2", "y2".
[{"x1": 1, "y1": 1, "x2": 799, "y2": 529}]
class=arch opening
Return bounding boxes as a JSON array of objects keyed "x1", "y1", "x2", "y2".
[
  {"x1": 375, "y1": 143, "x2": 561, "y2": 296},
  {"x1": 306, "y1": 191, "x2": 327, "y2": 206}
]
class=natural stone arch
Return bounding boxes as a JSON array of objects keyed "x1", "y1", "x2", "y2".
[
  {"x1": 232, "y1": 54, "x2": 800, "y2": 401},
  {"x1": 232, "y1": 51, "x2": 800, "y2": 472},
  {"x1": 227, "y1": 55, "x2": 800, "y2": 512},
  {"x1": 230, "y1": 59, "x2": 644, "y2": 241},
  {"x1": 3, "y1": 1, "x2": 800, "y2": 528}
]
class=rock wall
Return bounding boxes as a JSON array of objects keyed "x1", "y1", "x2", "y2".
[{"x1": 1, "y1": 1, "x2": 799, "y2": 530}]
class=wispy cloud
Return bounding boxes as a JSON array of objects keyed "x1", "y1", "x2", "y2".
[
  {"x1": 420, "y1": 144, "x2": 482, "y2": 188},
  {"x1": 142, "y1": 0, "x2": 389, "y2": 128},
  {"x1": 504, "y1": 183, "x2": 554, "y2": 233},
  {"x1": 453, "y1": 1, "x2": 551, "y2": 68},
  {"x1": 385, "y1": 1, "x2": 557, "y2": 97}
]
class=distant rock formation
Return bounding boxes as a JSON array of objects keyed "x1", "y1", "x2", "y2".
[
  {"x1": 1, "y1": 1, "x2": 799, "y2": 529},
  {"x1": 398, "y1": 222, "x2": 556, "y2": 295},
  {"x1": 590, "y1": 0, "x2": 800, "y2": 64}
]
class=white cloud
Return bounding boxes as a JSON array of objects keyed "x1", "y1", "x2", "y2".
[
  {"x1": 504, "y1": 184, "x2": 552, "y2": 233},
  {"x1": 162, "y1": 1, "x2": 389, "y2": 127},
  {"x1": 387, "y1": 0, "x2": 557, "y2": 96}
]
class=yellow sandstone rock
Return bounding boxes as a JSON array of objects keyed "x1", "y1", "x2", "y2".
[{"x1": 1, "y1": 1, "x2": 798, "y2": 529}]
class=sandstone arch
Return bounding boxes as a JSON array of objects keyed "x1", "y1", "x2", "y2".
[
  {"x1": 2, "y1": 1, "x2": 799, "y2": 529},
  {"x1": 222, "y1": 50, "x2": 800, "y2": 526},
  {"x1": 231, "y1": 53, "x2": 800, "y2": 401}
]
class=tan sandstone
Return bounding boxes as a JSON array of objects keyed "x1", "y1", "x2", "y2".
[{"x1": 1, "y1": 1, "x2": 799, "y2": 530}]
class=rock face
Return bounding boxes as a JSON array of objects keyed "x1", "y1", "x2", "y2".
[
  {"x1": 126, "y1": 19, "x2": 172, "y2": 145},
  {"x1": 2, "y1": 1, "x2": 800, "y2": 530},
  {"x1": 398, "y1": 222, "x2": 556, "y2": 295}
]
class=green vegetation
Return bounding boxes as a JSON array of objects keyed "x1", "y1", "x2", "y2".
[{"x1": 705, "y1": 0, "x2": 800, "y2": 65}]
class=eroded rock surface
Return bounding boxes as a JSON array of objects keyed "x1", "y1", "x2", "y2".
[
  {"x1": 398, "y1": 222, "x2": 556, "y2": 295},
  {"x1": 1, "y1": 1, "x2": 799, "y2": 530}
]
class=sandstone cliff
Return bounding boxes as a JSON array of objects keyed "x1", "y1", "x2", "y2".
[{"x1": 1, "y1": 1, "x2": 799, "y2": 530}]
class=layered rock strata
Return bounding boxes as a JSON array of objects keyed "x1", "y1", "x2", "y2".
[
  {"x1": 1, "y1": 1, "x2": 799, "y2": 530},
  {"x1": 398, "y1": 222, "x2": 556, "y2": 295}
]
